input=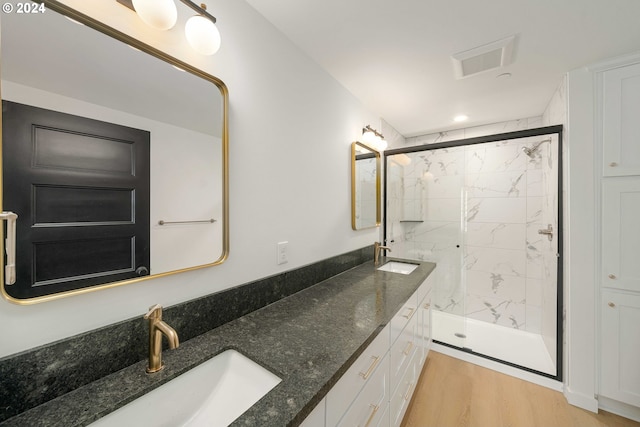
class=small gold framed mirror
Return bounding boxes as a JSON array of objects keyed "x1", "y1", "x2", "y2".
[{"x1": 351, "y1": 141, "x2": 381, "y2": 230}]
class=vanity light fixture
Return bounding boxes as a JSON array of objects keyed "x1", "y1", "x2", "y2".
[
  {"x1": 361, "y1": 125, "x2": 387, "y2": 151},
  {"x1": 118, "y1": 0, "x2": 221, "y2": 55},
  {"x1": 131, "y1": 0, "x2": 177, "y2": 30}
]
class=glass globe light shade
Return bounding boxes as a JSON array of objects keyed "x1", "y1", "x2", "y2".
[
  {"x1": 132, "y1": 0, "x2": 177, "y2": 31},
  {"x1": 185, "y1": 15, "x2": 221, "y2": 55},
  {"x1": 362, "y1": 129, "x2": 376, "y2": 145}
]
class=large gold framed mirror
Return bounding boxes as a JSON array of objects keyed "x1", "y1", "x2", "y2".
[
  {"x1": 351, "y1": 141, "x2": 381, "y2": 230},
  {"x1": 0, "y1": 1, "x2": 229, "y2": 303}
]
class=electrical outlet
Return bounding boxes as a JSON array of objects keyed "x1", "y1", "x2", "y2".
[{"x1": 277, "y1": 241, "x2": 288, "y2": 265}]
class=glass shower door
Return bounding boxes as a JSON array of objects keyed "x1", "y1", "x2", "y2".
[{"x1": 386, "y1": 147, "x2": 467, "y2": 349}]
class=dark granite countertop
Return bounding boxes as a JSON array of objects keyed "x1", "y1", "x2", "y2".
[{"x1": 1, "y1": 258, "x2": 435, "y2": 427}]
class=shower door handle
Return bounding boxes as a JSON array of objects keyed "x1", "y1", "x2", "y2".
[{"x1": 538, "y1": 224, "x2": 553, "y2": 241}]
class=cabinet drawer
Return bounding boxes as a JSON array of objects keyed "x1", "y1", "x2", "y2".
[
  {"x1": 389, "y1": 310, "x2": 418, "y2": 394},
  {"x1": 390, "y1": 290, "x2": 418, "y2": 345},
  {"x1": 390, "y1": 351, "x2": 418, "y2": 427},
  {"x1": 326, "y1": 325, "x2": 390, "y2": 426},
  {"x1": 337, "y1": 355, "x2": 389, "y2": 427}
]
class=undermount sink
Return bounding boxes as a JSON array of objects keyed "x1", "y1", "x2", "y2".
[
  {"x1": 377, "y1": 261, "x2": 419, "y2": 275},
  {"x1": 90, "y1": 350, "x2": 281, "y2": 427}
]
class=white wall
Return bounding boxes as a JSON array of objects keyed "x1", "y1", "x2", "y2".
[{"x1": 0, "y1": 0, "x2": 380, "y2": 357}]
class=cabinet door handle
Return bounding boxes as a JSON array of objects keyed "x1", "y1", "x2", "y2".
[
  {"x1": 403, "y1": 381, "x2": 415, "y2": 401},
  {"x1": 363, "y1": 404, "x2": 379, "y2": 427},
  {"x1": 608, "y1": 302, "x2": 616, "y2": 308},
  {"x1": 359, "y1": 355, "x2": 380, "y2": 380},
  {"x1": 609, "y1": 162, "x2": 618, "y2": 167},
  {"x1": 423, "y1": 302, "x2": 431, "y2": 309},
  {"x1": 402, "y1": 307, "x2": 415, "y2": 319},
  {"x1": 403, "y1": 341, "x2": 414, "y2": 356},
  {"x1": 608, "y1": 274, "x2": 617, "y2": 279}
]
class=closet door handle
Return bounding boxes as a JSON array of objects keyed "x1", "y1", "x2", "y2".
[{"x1": 0, "y1": 212, "x2": 18, "y2": 285}]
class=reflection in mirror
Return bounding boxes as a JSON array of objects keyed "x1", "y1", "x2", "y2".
[
  {"x1": 1, "y1": 2, "x2": 228, "y2": 302},
  {"x1": 351, "y1": 142, "x2": 381, "y2": 230}
]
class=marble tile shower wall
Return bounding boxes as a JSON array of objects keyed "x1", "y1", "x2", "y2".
[{"x1": 387, "y1": 117, "x2": 558, "y2": 332}]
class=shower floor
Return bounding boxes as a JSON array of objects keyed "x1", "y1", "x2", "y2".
[{"x1": 432, "y1": 310, "x2": 556, "y2": 376}]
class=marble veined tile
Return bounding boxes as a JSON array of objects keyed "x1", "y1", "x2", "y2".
[
  {"x1": 464, "y1": 246, "x2": 526, "y2": 277},
  {"x1": 410, "y1": 221, "x2": 461, "y2": 244},
  {"x1": 423, "y1": 173, "x2": 464, "y2": 199},
  {"x1": 525, "y1": 305, "x2": 542, "y2": 333},
  {"x1": 466, "y1": 269, "x2": 526, "y2": 302},
  {"x1": 465, "y1": 222, "x2": 526, "y2": 250},
  {"x1": 466, "y1": 170, "x2": 526, "y2": 198},
  {"x1": 526, "y1": 197, "x2": 543, "y2": 223},
  {"x1": 407, "y1": 129, "x2": 466, "y2": 146},
  {"x1": 423, "y1": 197, "x2": 462, "y2": 222},
  {"x1": 526, "y1": 223, "x2": 545, "y2": 279},
  {"x1": 526, "y1": 278, "x2": 543, "y2": 307},
  {"x1": 526, "y1": 169, "x2": 543, "y2": 197},
  {"x1": 465, "y1": 143, "x2": 528, "y2": 174},
  {"x1": 466, "y1": 197, "x2": 526, "y2": 224},
  {"x1": 416, "y1": 147, "x2": 465, "y2": 177},
  {"x1": 465, "y1": 294, "x2": 526, "y2": 329}
]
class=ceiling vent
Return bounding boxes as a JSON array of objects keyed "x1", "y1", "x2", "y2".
[{"x1": 452, "y1": 35, "x2": 516, "y2": 79}]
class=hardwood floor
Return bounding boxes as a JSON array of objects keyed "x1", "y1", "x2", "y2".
[{"x1": 401, "y1": 351, "x2": 640, "y2": 427}]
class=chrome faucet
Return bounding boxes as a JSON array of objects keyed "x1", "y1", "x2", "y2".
[
  {"x1": 144, "y1": 304, "x2": 179, "y2": 373},
  {"x1": 374, "y1": 241, "x2": 391, "y2": 266}
]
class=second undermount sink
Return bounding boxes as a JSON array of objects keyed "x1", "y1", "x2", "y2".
[
  {"x1": 377, "y1": 261, "x2": 419, "y2": 275},
  {"x1": 90, "y1": 350, "x2": 281, "y2": 427}
]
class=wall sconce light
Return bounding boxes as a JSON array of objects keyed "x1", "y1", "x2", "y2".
[
  {"x1": 117, "y1": 0, "x2": 221, "y2": 55},
  {"x1": 361, "y1": 125, "x2": 388, "y2": 151}
]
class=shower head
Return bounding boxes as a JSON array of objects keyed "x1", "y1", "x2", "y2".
[{"x1": 522, "y1": 138, "x2": 551, "y2": 158}]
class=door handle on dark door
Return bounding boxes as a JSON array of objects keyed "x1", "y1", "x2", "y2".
[{"x1": 0, "y1": 211, "x2": 18, "y2": 285}]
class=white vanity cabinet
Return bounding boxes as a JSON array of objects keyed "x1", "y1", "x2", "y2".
[
  {"x1": 300, "y1": 398, "x2": 326, "y2": 427},
  {"x1": 389, "y1": 302, "x2": 419, "y2": 394},
  {"x1": 601, "y1": 61, "x2": 640, "y2": 176},
  {"x1": 316, "y1": 271, "x2": 434, "y2": 427},
  {"x1": 600, "y1": 290, "x2": 640, "y2": 407},
  {"x1": 336, "y1": 355, "x2": 390, "y2": 427},
  {"x1": 326, "y1": 325, "x2": 390, "y2": 426}
]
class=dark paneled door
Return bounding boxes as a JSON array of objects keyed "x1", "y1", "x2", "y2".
[{"x1": 2, "y1": 101, "x2": 150, "y2": 299}]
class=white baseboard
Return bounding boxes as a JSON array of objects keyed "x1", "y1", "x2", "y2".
[
  {"x1": 598, "y1": 396, "x2": 640, "y2": 422},
  {"x1": 431, "y1": 343, "x2": 563, "y2": 391},
  {"x1": 563, "y1": 386, "x2": 599, "y2": 412}
]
